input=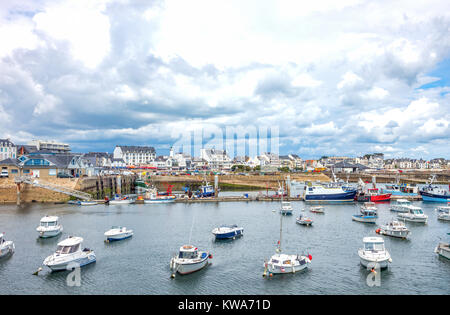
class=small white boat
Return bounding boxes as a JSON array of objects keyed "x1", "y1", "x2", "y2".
[
  {"x1": 279, "y1": 201, "x2": 293, "y2": 215},
  {"x1": 108, "y1": 195, "x2": 134, "y2": 205},
  {"x1": 104, "y1": 226, "x2": 133, "y2": 242},
  {"x1": 436, "y1": 205, "x2": 450, "y2": 221},
  {"x1": 397, "y1": 205, "x2": 428, "y2": 223},
  {"x1": 264, "y1": 209, "x2": 311, "y2": 276},
  {"x1": 352, "y1": 208, "x2": 377, "y2": 224},
  {"x1": 358, "y1": 237, "x2": 392, "y2": 269},
  {"x1": 77, "y1": 200, "x2": 98, "y2": 206},
  {"x1": 435, "y1": 234, "x2": 450, "y2": 259},
  {"x1": 390, "y1": 199, "x2": 412, "y2": 212},
  {"x1": 296, "y1": 214, "x2": 313, "y2": 226},
  {"x1": 212, "y1": 225, "x2": 243, "y2": 240},
  {"x1": 361, "y1": 202, "x2": 377, "y2": 211},
  {"x1": 36, "y1": 216, "x2": 63, "y2": 238},
  {"x1": 170, "y1": 245, "x2": 211, "y2": 275},
  {"x1": 376, "y1": 220, "x2": 410, "y2": 239},
  {"x1": 309, "y1": 206, "x2": 325, "y2": 214},
  {"x1": 144, "y1": 195, "x2": 176, "y2": 204},
  {"x1": 43, "y1": 236, "x2": 96, "y2": 271},
  {"x1": 0, "y1": 233, "x2": 14, "y2": 258}
]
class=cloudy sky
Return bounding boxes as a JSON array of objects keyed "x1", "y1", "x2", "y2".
[{"x1": 0, "y1": 0, "x2": 449, "y2": 159}]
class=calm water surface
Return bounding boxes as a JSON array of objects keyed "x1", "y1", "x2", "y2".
[{"x1": 0, "y1": 196, "x2": 449, "y2": 295}]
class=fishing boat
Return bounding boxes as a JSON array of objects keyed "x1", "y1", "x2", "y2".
[
  {"x1": 43, "y1": 236, "x2": 96, "y2": 271},
  {"x1": 352, "y1": 208, "x2": 377, "y2": 224},
  {"x1": 436, "y1": 205, "x2": 450, "y2": 221},
  {"x1": 397, "y1": 205, "x2": 428, "y2": 223},
  {"x1": 0, "y1": 233, "x2": 14, "y2": 258},
  {"x1": 296, "y1": 214, "x2": 313, "y2": 226},
  {"x1": 143, "y1": 187, "x2": 176, "y2": 204},
  {"x1": 263, "y1": 210, "x2": 311, "y2": 276},
  {"x1": 390, "y1": 199, "x2": 412, "y2": 212},
  {"x1": 376, "y1": 220, "x2": 410, "y2": 239},
  {"x1": 420, "y1": 175, "x2": 450, "y2": 202},
  {"x1": 356, "y1": 177, "x2": 391, "y2": 202},
  {"x1": 104, "y1": 226, "x2": 133, "y2": 242},
  {"x1": 195, "y1": 179, "x2": 215, "y2": 198},
  {"x1": 435, "y1": 233, "x2": 450, "y2": 260},
  {"x1": 366, "y1": 188, "x2": 391, "y2": 202},
  {"x1": 170, "y1": 245, "x2": 212, "y2": 275},
  {"x1": 382, "y1": 183, "x2": 419, "y2": 196},
  {"x1": 279, "y1": 201, "x2": 293, "y2": 215},
  {"x1": 309, "y1": 206, "x2": 325, "y2": 214},
  {"x1": 358, "y1": 237, "x2": 392, "y2": 269},
  {"x1": 303, "y1": 182, "x2": 357, "y2": 202},
  {"x1": 108, "y1": 194, "x2": 134, "y2": 205},
  {"x1": 36, "y1": 215, "x2": 63, "y2": 238},
  {"x1": 211, "y1": 225, "x2": 243, "y2": 239}
]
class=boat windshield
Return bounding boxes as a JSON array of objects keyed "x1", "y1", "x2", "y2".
[
  {"x1": 412, "y1": 209, "x2": 423, "y2": 215},
  {"x1": 179, "y1": 251, "x2": 197, "y2": 259},
  {"x1": 41, "y1": 221, "x2": 57, "y2": 227},
  {"x1": 56, "y1": 244, "x2": 80, "y2": 254},
  {"x1": 365, "y1": 242, "x2": 384, "y2": 251}
]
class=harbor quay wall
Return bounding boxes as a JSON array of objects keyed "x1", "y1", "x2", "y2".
[{"x1": 0, "y1": 175, "x2": 137, "y2": 204}]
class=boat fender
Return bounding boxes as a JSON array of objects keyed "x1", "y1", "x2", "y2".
[
  {"x1": 208, "y1": 253, "x2": 213, "y2": 259},
  {"x1": 375, "y1": 228, "x2": 381, "y2": 234},
  {"x1": 308, "y1": 254, "x2": 312, "y2": 261}
]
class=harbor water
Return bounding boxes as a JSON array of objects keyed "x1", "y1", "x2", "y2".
[{"x1": 0, "y1": 196, "x2": 449, "y2": 294}]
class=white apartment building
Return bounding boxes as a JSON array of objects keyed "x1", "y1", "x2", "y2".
[
  {"x1": 200, "y1": 148, "x2": 232, "y2": 170},
  {"x1": 28, "y1": 140, "x2": 70, "y2": 152},
  {"x1": 0, "y1": 138, "x2": 17, "y2": 160},
  {"x1": 113, "y1": 145, "x2": 156, "y2": 165}
]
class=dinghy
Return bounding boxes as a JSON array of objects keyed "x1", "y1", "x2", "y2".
[{"x1": 104, "y1": 226, "x2": 133, "y2": 242}]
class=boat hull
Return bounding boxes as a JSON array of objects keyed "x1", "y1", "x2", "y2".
[
  {"x1": 109, "y1": 200, "x2": 133, "y2": 205},
  {"x1": 144, "y1": 198, "x2": 175, "y2": 204},
  {"x1": 37, "y1": 227, "x2": 63, "y2": 238},
  {"x1": 305, "y1": 190, "x2": 356, "y2": 202},
  {"x1": 359, "y1": 257, "x2": 390, "y2": 269},
  {"x1": 379, "y1": 229, "x2": 409, "y2": 239},
  {"x1": 44, "y1": 252, "x2": 96, "y2": 271},
  {"x1": 352, "y1": 215, "x2": 377, "y2": 224},
  {"x1": 171, "y1": 256, "x2": 209, "y2": 275},
  {"x1": 296, "y1": 219, "x2": 313, "y2": 226},
  {"x1": 435, "y1": 243, "x2": 450, "y2": 260},
  {"x1": 397, "y1": 215, "x2": 427, "y2": 223},
  {"x1": 370, "y1": 194, "x2": 391, "y2": 202},
  {"x1": 106, "y1": 232, "x2": 133, "y2": 242},
  {"x1": 213, "y1": 229, "x2": 243, "y2": 239},
  {"x1": 420, "y1": 191, "x2": 450, "y2": 203},
  {"x1": 0, "y1": 241, "x2": 14, "y2": 258},
  {"x1": 265, "y1": 258, "x2": 310, "y2": 274}
]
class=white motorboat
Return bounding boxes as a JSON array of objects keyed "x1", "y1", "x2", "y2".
[
  {"x1": 435, "y1": 234, "x2": 450, "y2": 260},
  {"x1": 279, "y1": 201, "x2": 293, "y2": 215},
  {"x1": 358, "y1": 237, "x2": 392, "y2": 269},
  {"x1": 77, "y1": 200, "x2": 98, "y2": 206},
  {"x1": 436, "y1": 205, "x2": 450, "y2": 221},
  {"x1": 43, "y1": 236, "x2": 96, "y2": 271},
  {"x1": 264, "y1": 210, "x2": 311, "y2": 276},
  {"x1": 352, "y1": 208, "x2": 377, "y2": 224},
  {"x1": 36, "y1": 215, "x2": 63, "y2": 238},
  {"x1": 397, "y1": 205, "x2": 428, "y2": 223},
  {"x1": 104, "y1": 226, "x2": 133, "y2": 242},
  {"x1": 309, "y1": 206, "x2": 325, "y2": 214},
  {"x1": 0, "y1": 233, "x2": 14, "y2": 258},
  {"x1": 296, "y1": 214, "x2": 313, "y2": 226},
  {"x1": 390, "y1": 199, "x2": 412, "y2": 212},
  {"x1": 376, "y1": 220, "x2": 410, "y2": 239},
  {"x1": 212, "y1": 225, "x2": 243, "y2": 240},
  {"x1": 108, "y1": 194, "x2": 134, "y2": 205},
  {"x1": 170, "y1": 245, "x2": 211, "y2": 275}
]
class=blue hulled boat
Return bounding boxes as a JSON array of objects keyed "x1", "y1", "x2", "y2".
[
  {"x1": 303, "y1": 183, "x2": 357, "y2": 202},
  {"x1": 212, "y1": 225, "x2": 243, "y2": 239},
  {"x1": 419, "y1": 175, "x2": 450, "y2": 203}
]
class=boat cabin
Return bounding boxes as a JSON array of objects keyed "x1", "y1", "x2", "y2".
[
  {"x1": 363, "y1": 237, "x2": 385, "y2": 252},
  {"x1": 178, "y1": 245, "x2": 199, "y2": 259},
  {"x1": 55, "y1": 237, "x2": 83, "y2": 255},
  {"x1": 39, "y1": 216, "x2": 59, "y2": 227},
  {"x1": 405, "y1": 205, "x2": 424, "y2": 214}
]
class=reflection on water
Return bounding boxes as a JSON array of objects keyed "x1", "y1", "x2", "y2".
[{"x1": 0, "y1": 198, "x2": 449, "y2": 295}]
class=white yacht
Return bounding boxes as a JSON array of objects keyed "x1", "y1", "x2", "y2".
[
  {"x1": 43, "y1": 236, "x2": 96, "y2": 271},
  {"x1": 264, "y1": 211, "x2": 311, "y2": 276},
  {"x1": 358, "y1": 237, "x2": 392, "y2": 269},
  {"x1": 397, "y1": 205, "x2": 428, "y2": 223},
  {"x1": 0, "y1": 233, "x2": 14, "y2": 258},
  {"x1": 436, "y1": 205, "x2": 450, "y2": 221},
  {"x1": 104, "y1": 226, "x2": 133, "y2": 242},
  {"x1": 170, "y1": 245, "x2": 211, "y2": 275},
  {"x1": 377, "y1": 220, "x2": 410, "y2": 239},
  {"x1": 36, "y1": 216, "x2": 63, "y2": 238},
  {"x1": 390, "y1": 199, "x2": 412, "y2": 212},
  {"x1": 279, "y1": 201, "x2": 293, "y2": 215}
]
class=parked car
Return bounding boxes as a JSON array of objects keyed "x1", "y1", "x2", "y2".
[
  {"x1": 57, "y1": 173, "x2": 74, "y2": 178},
  {"x1": 0, "y1": 169, "x2": 9, "y2": 178}
]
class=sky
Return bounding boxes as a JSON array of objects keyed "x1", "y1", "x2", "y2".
[{"x1": 0, "y1": 0, "x2": 449, "y2": 159}]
